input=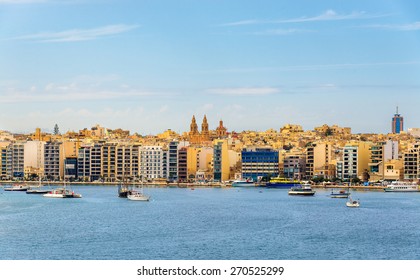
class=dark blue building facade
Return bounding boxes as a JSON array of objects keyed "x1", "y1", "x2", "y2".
[{"x1": 241, "y1": 148, "x2": 279, "y2": 181}]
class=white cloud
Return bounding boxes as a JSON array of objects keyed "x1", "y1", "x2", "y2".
[
  {"x1": 367, "y1": 22, "x2": 420, "y2": 31},
  {"x1": 207, "y1": 87, "x2": 280, "y2": 96},
  {"x1": 0, "y1": 0, "x2": 47, "y2": 3},
  {"x1": 252, "y1": 28, "x2": 311, "y2": 36},
  {"x1": 11, "y1": 24, "x2": 140, "y2": 42},
  {"x1": 222, "y1": 10, "x2": 389, "y2": 26}
]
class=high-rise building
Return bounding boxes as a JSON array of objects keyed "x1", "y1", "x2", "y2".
[{"x1": 392, "y1": 107, "x2": 404, "y2": 134}]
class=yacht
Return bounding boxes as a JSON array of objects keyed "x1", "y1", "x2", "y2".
[
  {"x1": 127, "y1": 190, "x2": 150, "y2": 201},
  {"x1": 288, "y1": 185, "x2": 316, "y2": 196}
]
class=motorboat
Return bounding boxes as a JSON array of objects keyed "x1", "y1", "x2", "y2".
[
  {"x1": 43, "y1": 188, "x2": 82, "y2": 198},
  {"x1": 232, "y1": 178, "x2": 256, "y2": 187},
  {"x1": 127, "y1": 190, "x2": 150, "y2": 201},
  {"x1": 330, "y1": 189, "x2": 350, "y2": 198},
  {"x1": 346, "y1": 196, "x2": 360, "y2": 208},
  {"x1": 4, "y1": 184, "x2": 29, "y2": 191},
  {"x1": 288, "y1": 185, "x2": 316, "y2": 196}
]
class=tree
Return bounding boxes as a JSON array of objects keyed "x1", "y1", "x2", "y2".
[
  {"x1": 53, "y1": 124, "x2": 60, "y2": 135},
  {"x1": 325, "y1": 128, "x2": 333, "y2": 137}
]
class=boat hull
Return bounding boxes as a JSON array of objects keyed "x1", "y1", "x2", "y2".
[
  {"x1": 4, "y1": 186, "x2": 29, "y2": 191},
  {"x1": 384, "y1": 187, "x2": 419, "y2": 192},
  {"x1": 266, "y1": 183, "x2": 301, "y2": 189},
  {"x1": 288, "y1": 191, "x2": 316, "y2": 196},
  {"x1": 26, "y1": 189, "x2": 49, "y2": 194},
  {"x1": 127, "y1": 194, "x2": 150, "y2": 201},
  {"x1": 232, "y1": 182, "x2": 256, "y2": 187}
]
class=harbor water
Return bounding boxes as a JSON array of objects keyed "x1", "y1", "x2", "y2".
[{"x1": 1, "y1": 186, "x2": 420, "y2": 260}]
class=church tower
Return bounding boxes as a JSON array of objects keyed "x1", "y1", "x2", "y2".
[
  {"x1": 201, "y1": 115, "x2": 210, "y2": 141},
  {"x1": 189, "y1": 115, "x2": 200, "y2": 143},
  {"x1": 216, "y1": 120, "x2": 227, "y2": 138},
  {"x1": 190, "y1": 115, "x2": 199, "y2": 136}
]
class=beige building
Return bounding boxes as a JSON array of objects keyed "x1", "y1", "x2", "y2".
[
  {"x1": 341, "y1": 142, "x2": 372, "y2": 181},
  {"x1": 306, "y1": 142, "x2": 334, "y2": 179}
]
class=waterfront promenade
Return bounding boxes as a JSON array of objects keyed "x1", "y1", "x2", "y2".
[{"x1": 0, "y1": 180, "x2": 387, "y2": 191}]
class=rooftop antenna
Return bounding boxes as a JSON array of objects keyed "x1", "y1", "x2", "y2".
[{"x1": 396, "y1": 106, "x2": 399, "y2": 115}]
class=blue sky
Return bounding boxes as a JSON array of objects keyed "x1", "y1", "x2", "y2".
[{"x1": 1, "y1": 0, "x2": 420, "y2": 135}]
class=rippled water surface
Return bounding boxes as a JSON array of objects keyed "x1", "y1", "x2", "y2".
[{"x1": 1, "y1": 186, "x2": 420, "y2": 260}]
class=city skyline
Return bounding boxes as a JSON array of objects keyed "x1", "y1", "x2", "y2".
[{"x1": 1, "y1": 0, "x2": 420, "y2": 134}]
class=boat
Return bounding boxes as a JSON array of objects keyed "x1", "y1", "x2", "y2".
[
  {"x1": 26, "y1": 187, "x2": 50, "y2": 194},
  {"x1": 266, "y1": 177, "x2": 301, "y2": 189},
  {"x1": 346, "y1": 196, "x2": 360, "y2": 207},
  {"x1": 127, "y1": 190, "x2": 150, "y2": 201},
  {"x1": 384, "y1": 181, "x2": 420, "y2": 192},
  {"x1": 43, "y1": 188, "x2": 75, "y2": 198},
  {"x1": 26, "y1": 176, "x2": 50, "y2": 194},
  {"x1": 4, "y1": 184, "x2": 29, "y2": 191},
  {"x1": 118, "y1": 181, "x2": 133, "y2": 198},
  {"x1": 288, "y1": 185, "x2": 316, "y2": 196},
  {"x1": 330, "y1": 189, "x2": 350, "y2": 198},
  {"x1": 232, "y1": 178, "x2": 256, "y2": 187}
]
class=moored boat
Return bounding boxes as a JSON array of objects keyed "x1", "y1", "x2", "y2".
[
  {"x1": 4, "y1": 184, "x2": 29, "y2": 191},
  {"x1": 384, "y1": 181, "x2": 419, "y2": 192},
  {"x1": 43, "y1": 188, "x2": 82, "y2": 198},
  {"x1": 232, "y1": 178, "x2": 256, "y2": 187},
  {"x1": 127, "y1": 190, "x2": 150, "y2": 201},
  {"x1": 330, "y1": 189, "x2": 350, "y2": 198},
  {"x1": 288, "y1": 185, "x2": 316, "y2": 196},
  {"x1": 266, "y1": 177, "x2": 301, "y2": 189},
  {"x1": 346, "y1": 196, "x2": 360, "y2": 207},
  {"x1": 26, "y1": 188, "x2": 50, "y2": 194}
]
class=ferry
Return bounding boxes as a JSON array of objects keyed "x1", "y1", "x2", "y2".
[
  {"x1": 265, "y1": 177, "x2": 301, "y2": 189},
  {"x1": 232, "y1": 178, "x2": 256, "y2": 187},
  {"x1": 384, "y1": 181, "x2": 420, "y2": 192}
]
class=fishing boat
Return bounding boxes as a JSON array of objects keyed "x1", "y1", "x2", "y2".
[
  {"x1": 288, "y1": 185, "x2": 316, "y2": 196},
  {"x1": 330, "y1": 189, "x2": 350, "y2": 198},
  {"x1": 384, "y1": 181, "x2": 419, "y2": 192},
  {"x1": 346, "y1": 196, "x2": 360, "y2": 208},
  {"x1": 4, "y1": 184, "x2": 29, "y2": 191},
  {"x1": 118, "y1": 180, "x2": 133, "y2": 198}
]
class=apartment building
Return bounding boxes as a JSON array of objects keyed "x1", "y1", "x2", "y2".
[{"x1": 139, "y1": 146, "x2": 164, "y2": 179}]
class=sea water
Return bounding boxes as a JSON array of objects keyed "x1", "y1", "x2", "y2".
[{"x1": 0, "y1": 186, "x2": 419, "y2": 260}]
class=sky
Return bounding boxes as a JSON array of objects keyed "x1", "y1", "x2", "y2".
[{"x1": 1, "y1": 0, "x2": 420, "y2": 135}]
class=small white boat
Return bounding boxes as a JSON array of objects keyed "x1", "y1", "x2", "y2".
[
  {"x1": 127, "y1": 190, "x2": 150, "y2": 201},
  {"x1": 346, "y1": 196, "x2": 360, "y2": 208},
  {"x1": 384, "y1": 181, "x2": 419, "y2": 192},
  {"x1": 43, "y1": 188, "x2": 82, "y2": 198},
  {"x1": 232, "y1": 178, "x2": 256, "y2": 187},
  {"x1": 4, "y1": 184, "x2": 29, "y2": 191}
]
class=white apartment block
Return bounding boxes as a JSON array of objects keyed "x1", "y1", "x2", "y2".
[{"x1": 140, "y1": 146, "x2": 164, "y2": 179}]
